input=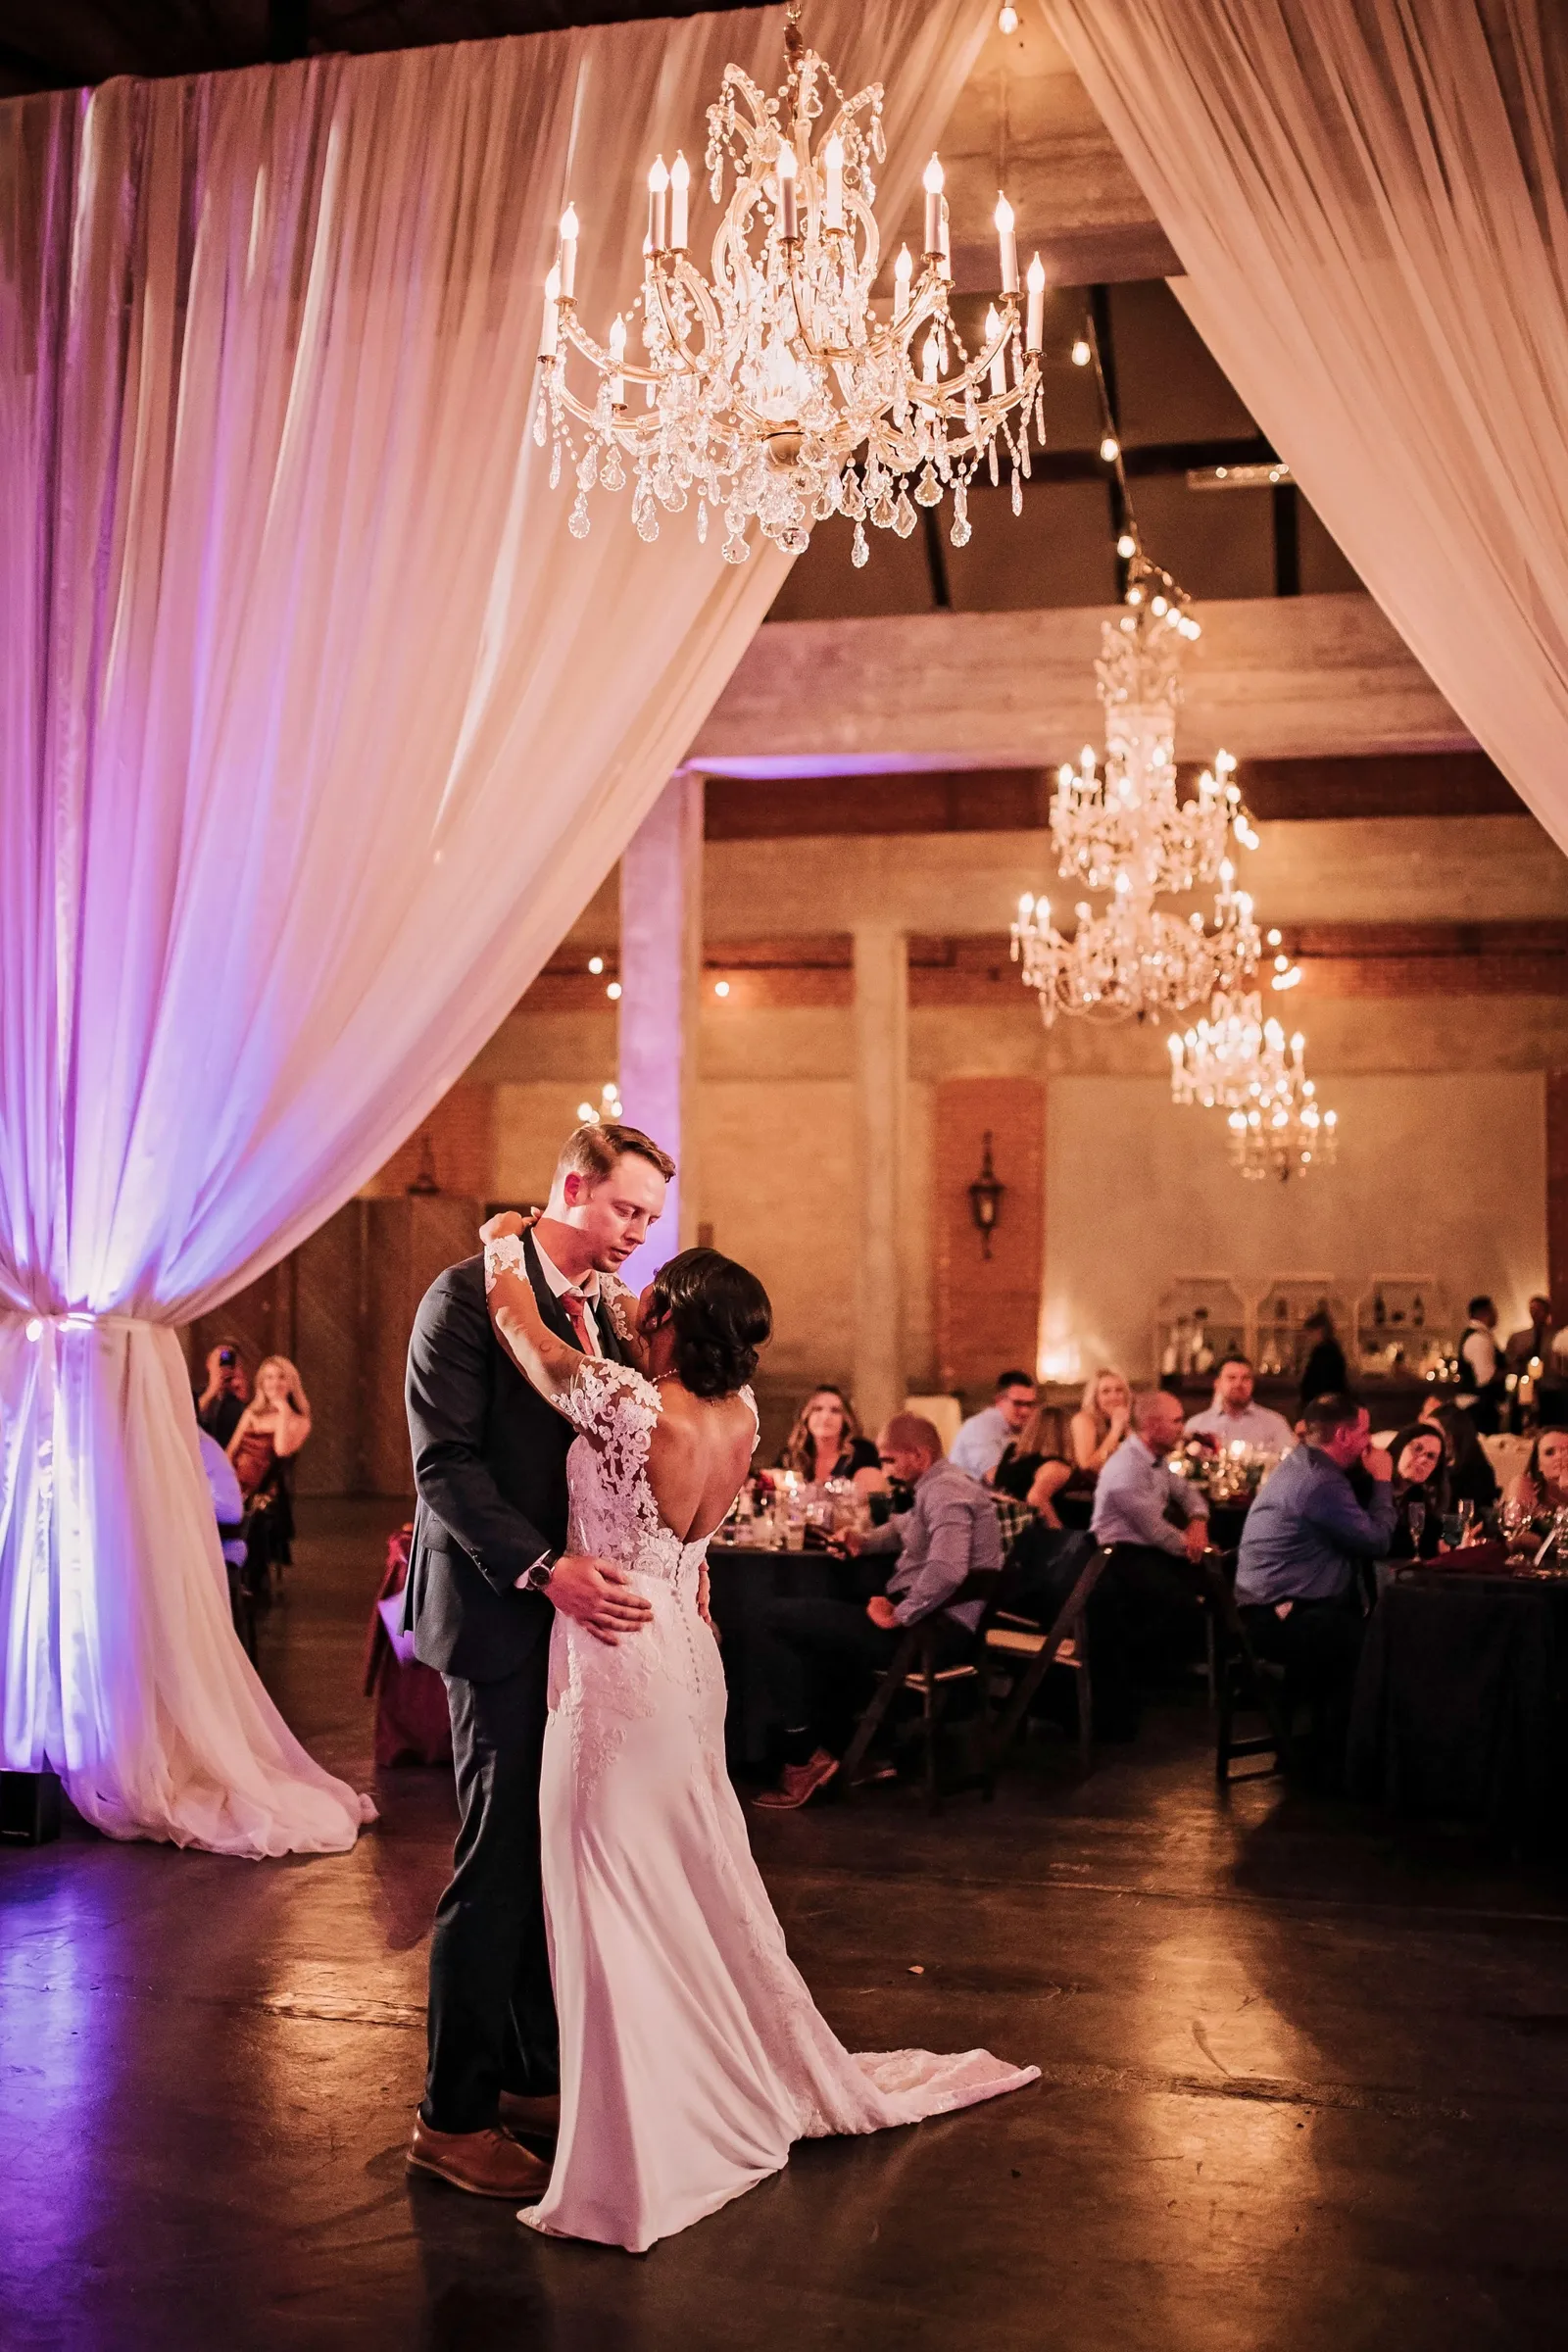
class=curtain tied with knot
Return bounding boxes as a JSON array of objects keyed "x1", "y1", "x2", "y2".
[{"x1": 0, "y1": 2, "x2": 992, "y2": 1855}]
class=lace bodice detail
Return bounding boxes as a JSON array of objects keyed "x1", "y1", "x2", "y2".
[{"x1": 556, "y1": 1354, "x2": 755, "y2": 1587}]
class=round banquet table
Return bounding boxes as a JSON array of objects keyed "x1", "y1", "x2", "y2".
[
  {"x1": 1348, "y1": 1566, "x2": 1568, "y2": 1846},
  {"x1": 704, "y1": 1540, "x2": 848, "y2": 1769}
]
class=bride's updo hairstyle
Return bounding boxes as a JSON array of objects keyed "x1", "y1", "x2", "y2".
[{"x1": 648, "y1": 1250, "x2": 772, "y2": 1399}]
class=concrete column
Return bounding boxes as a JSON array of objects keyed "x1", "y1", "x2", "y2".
[
  {"x1": 853, "y1": 924, "x2": 908, "y2": 1436},
  {"x1": 617, "y1": 771, "x2": 704, "y2": 1291}
]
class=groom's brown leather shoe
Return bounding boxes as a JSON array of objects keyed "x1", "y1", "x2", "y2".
[
  {"x1": 752, "y1": 1748, "x2": 839, "y2": 1809},
  {"x1": 498, "y1": 2090, "x2": 561, "y2": 2143},
  {"x1": 407, "y1": 2117, "x2": 550, "y2": 2198}
]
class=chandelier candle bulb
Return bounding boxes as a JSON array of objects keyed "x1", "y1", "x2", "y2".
[
  {"x1": 923, "y1": 154, "x2": 945, "y2": 256},
  {"x1": 541, "y1": 264, "x2": 562, "y2": 358},
  {"x1": 893, "y1": 243, "x2": 913, "y2": 320},
  {"x1": 995, "y1": 194, "x2": 1018, "y2": 294},
  {"x1": 558, "y1": 205, "x2": 579, "y2": 299},
  {"x1": 776, "y1": 138, "x2": 798, "y2": 240},
  {"x1": 985, "y1": 306, "x2": 1006, "y2": 397},
  {"x1": 1025, "y1": 254, "x2": 1046, "y2": 351},
  {"x1": 648, "y1": 156, "x2": 669, "y2": 252},
  {"x1": 922, "y1": 329, "x2": 942, "y2": 385},
  {"x1": 823, "y1": 132, "x2": 845, "y2": 230},
  {"x1": 608, "y1": 313, "x2": 627, "y2": 406},
  {"x1": 669, "y1": 151, "x2": 690, "y2": 249}
]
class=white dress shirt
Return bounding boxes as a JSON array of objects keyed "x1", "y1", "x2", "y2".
[{"x1": 532, "y1": 1234, "x2": 604, "y2": 1355}]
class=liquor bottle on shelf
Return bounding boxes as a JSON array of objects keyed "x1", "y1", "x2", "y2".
[
  {"x1": 1373, "y1": 1290, "x2": 1387, "y2": 1327},
  {"x1": 1412, "y1": 1295, "x2": 1425, "y2": 1329}
]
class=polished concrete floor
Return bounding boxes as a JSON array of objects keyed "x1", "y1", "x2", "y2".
[{"x1": 5, "y1": 1500, "x2": 1568, "y2": 2352}]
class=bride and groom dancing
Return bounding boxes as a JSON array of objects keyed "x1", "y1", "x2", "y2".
[{"x1": 401, "y1": 1118, "x2": 1035, "y2": 2253}]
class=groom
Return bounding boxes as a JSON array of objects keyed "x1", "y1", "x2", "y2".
[{"x1": 403, "y1": 1119, "x2": 675, "y2": 2196}]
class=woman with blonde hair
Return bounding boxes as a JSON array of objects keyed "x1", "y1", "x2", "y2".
[
  {"x1": 226, "y1": 1355, "x2": 312, "y2": 1590},
  {"x1": 1069, "y1": 1367, "x2": 1132, "y2": 1478},
  {"x1": 776, "y1": 1385, "x2": 881, "y2": 1489}
]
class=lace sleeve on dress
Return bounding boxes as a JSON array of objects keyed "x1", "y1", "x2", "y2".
[
  {"x1": 600, "y1": 1273, "x2": 641, "y2": 1355},
  {"x1": 557, "y1": 1354, "x2": 662, "y2": 1460}
]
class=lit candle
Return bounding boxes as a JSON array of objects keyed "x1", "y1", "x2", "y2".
[
  {"x1": 608, "y1": 312, "x2": 626, "y2": 406},
  {"x1": 540, "y1": 262, "x2": 561, "y2": 358},
  {"x1": 647, "y1": 155, "x2": 668, "y2": 253},
  {"x1": 823, "y1": 131, "x2": 845, "y2": 230},
  {"x1": 669, "y1": 151, "x2": 690, "y2": 250},
  {"x1": 937, "y1": 197, "x2": 952, "y2": 280},
  {"x1": 558, "y1": 205, "x2": 579, "y2": 300},
  {"x1": 893, "y1": 243, "x2": 913, "y2": 320},
  {"x1": 994, "y1": 193, "x2": 1018, "y2": 294},
  {"x1": 922, "y1": 153, "x2": 944, "y2": 255},
  {"x1": 1025, "y1": 252, "x2": 1045, "y2": 351},
  {"x1": 985, "y1": 304, "x2": 1005, "y2": 398},
  {"x1": 777, "y1": 138, "x2": 798, "y2": 241}
]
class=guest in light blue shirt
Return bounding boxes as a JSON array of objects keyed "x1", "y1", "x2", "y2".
[
  {"x1": 950, "y1": 1369, "x2": 1037, "y2": 1482},
  {"x1": 1088, "y1": 1391, "x2": 1209, "y2": 1739},
  {"x1": 1092, "y1": 1390, "x2": 1209, "y2": 1561}
]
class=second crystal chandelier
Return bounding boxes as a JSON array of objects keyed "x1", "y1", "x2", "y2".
[
  {"x1": 1011, "y1": 595, "x2": 1261, "y2": 1025},
  {"x1": 538, "y1": 3, "x2": 1047, "y2": 566}
]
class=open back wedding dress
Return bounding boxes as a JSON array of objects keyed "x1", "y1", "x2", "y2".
[{"x1": 513, "y1": 1348, "x2": 1038, "y2": 2253}]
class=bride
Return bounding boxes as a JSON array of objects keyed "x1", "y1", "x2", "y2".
[{"x1": 479, "y1": 1210, "x2": 1037, "y2": 2254}]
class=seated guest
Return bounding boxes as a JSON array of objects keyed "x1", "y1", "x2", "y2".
[
  {"x1": 1298, "y1": 1309, "x2": 1348, "y2": 1407},
  {"x1": 1504, "y1": 1426, "x2": 1568, "y2": 1522},
  {"x1": 1386, "y1": 1424, "x2": 1445, "y2": 1559},
  {"x1": 1184, "y1": 1354, "x2": 1295, "y2": 1456},
  {"x1": 1069, "y1": 1366, "x2": 1132, "y2": 1478},
  {"x1": 196, "y1": 1427, "x2": 247, "y2": 1603},
  {"x1": 777, "y1": 1385, "x2": 882, "y2": 1490},
  {"x1": 991, "y1": 1403, "x2": 1074, "y2": 1524},
  {"x1": 1088, "y1": 1389, "x2": 1209, "y2": 1736},
  {"x1": 1235, "y1": 1393, "x2": 1396, "y2": 1788},
  {"x1": 195, "y1": 1338, "x2": 250, "y2": 1447},
  {"x1": 1417, "y1": 1396, "x2": 1498, "y2": 1509},
  {"x1": 950, "y1": 1369, "x2": 1037, "y2": 1481},
  {"x1": 754, "y1": 1415, "x2": 1000, "y2": 1809}
]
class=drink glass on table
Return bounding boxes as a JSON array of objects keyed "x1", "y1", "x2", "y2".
[{"x1": 1405, "y1": 1498, "x2": 1426, "y2": 1556}]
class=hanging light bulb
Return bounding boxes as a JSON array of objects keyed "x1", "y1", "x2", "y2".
[
  {"x1": 1071, "y1": 337, "x2": 1092, "y2": 367},
  {"x1": 998, "y1": 3, "x2": 1019, "y2": 31}
]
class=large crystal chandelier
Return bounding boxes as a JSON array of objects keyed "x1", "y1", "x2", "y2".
[
  {"x1": 536, "y1": 4, "x2": 1046, "y2": 565},
  {"x1": 1010, "y1": 599, "x2": 1262, "y2": 1025}
]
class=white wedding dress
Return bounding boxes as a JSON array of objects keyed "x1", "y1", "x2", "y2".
[{"x1": 514, "y1": 1349, "x2": 1039, "y2": 2254}]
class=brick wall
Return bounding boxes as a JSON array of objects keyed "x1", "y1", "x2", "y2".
[
  {"x1": 933, "y1": 1076, "x2": 1044, "y2": 1399},
  {"x1": 362, "y1": 1083, "x2": 494, "y2": 1200}
]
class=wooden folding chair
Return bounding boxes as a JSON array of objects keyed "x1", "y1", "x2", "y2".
[
  {"x1": 982, "y1": 1545, "x2": 1106, "y2": 1793},
  {"x1": 839, "y1": 1569, "x2": 1000, "y2": 1815},
  {"x1": 1203, "y1": 1552, "x2": 1295, "y2": 1783}
]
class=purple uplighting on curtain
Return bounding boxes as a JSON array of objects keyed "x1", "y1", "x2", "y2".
[{"x1": 0, "y1": 5, "x2": 990, "y2": 1853}]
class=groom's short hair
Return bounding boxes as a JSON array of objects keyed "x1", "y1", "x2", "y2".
[{"x1": 556, "y1": 1120, "x2": 675, "y2": 1190}]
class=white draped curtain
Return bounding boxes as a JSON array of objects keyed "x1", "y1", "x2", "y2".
[
  {"x1": 1044, "y1": 0, "x2": 1568, "y2": 850},
  {"x1": 0, "y1": 0, "x2": 990, "y2": 1854}
]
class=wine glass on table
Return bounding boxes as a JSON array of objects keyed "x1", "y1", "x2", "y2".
[{"x1": 1405, "y1": 1497, "x2": 1426, "y2": 1559}]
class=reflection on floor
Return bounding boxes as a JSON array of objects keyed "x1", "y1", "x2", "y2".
[{"x1": 3, "y1": 1498, "x2": 1567, "y2": 2352}]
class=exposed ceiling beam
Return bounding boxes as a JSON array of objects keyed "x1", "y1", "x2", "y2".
[
  {"x1": 702, "y1": 755, "x2": 1524, "y2": 842},
  {"x1": 692, "y1": 594, "x2": 1472, "y2": 770}
]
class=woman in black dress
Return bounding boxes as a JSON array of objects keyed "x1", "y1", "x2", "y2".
[{"x1": 777, "y1": 1386, "x2": 881, "y2": 1488}]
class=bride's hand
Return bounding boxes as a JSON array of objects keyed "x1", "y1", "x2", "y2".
[{"x1": 479, "y1": 1209, "x2": 531, "y2": 1245}]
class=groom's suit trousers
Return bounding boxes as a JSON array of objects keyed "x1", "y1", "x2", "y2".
[{"x1": 422, "y1": 1650, "x2": 558, "y2": 2132}]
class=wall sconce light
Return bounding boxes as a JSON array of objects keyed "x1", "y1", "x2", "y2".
[{"x1": 967, "y1": 1130, "x2": 1005, "y2": 1259}]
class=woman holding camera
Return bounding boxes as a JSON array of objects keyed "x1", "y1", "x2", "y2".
[{"x1": 226, "y1": 1355, "x2": 312, "y2": 1592}]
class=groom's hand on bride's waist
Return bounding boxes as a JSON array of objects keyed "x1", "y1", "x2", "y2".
[{"x1": 545, "y1": 1554, "x2": 655, "y2": 1645}]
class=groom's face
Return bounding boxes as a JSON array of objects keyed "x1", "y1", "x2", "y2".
[{"x1": 562, "y1": 1152, "x2": 666, "y2": 1272}]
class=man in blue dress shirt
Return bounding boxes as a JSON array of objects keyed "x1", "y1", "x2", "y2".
[{"x1": 1236, "y1": 1392, "x2": 1396, "y2": 1786}]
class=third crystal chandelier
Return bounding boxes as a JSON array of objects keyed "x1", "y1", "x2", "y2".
[
  {"x1": 538, "y1": 3, "x2": 1047, "y2": 566},
  {"x1": 1010, "y1": 595, "x2": 1262, "y2": 1025}
]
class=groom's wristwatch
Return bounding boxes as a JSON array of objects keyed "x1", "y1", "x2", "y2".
[{"x1": 520, "y1": 1550, "x2": 558, "y2": 1594}]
